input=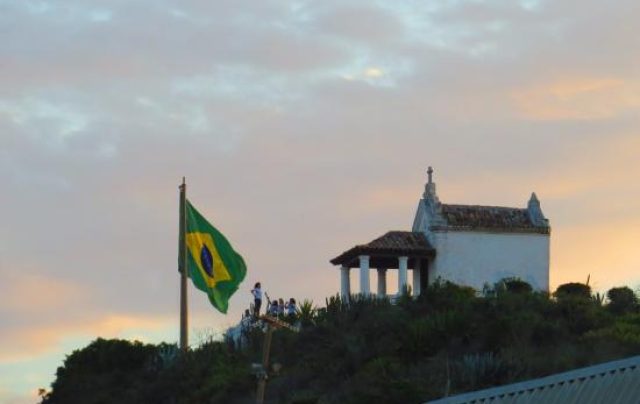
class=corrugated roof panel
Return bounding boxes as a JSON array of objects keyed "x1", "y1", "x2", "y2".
[
  {"x1": 428, "y1": 356, "x2": 640, "y2": 404},
  {"x1": 618, "y1": 370, "x2": 639, "y2": 403},
  {"x1": 591, "y1": 372, "x2": 614, "y2": 403}
]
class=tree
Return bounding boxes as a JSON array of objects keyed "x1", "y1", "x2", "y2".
[
  {"x1": 553, "y1": 283, "x2": 606, "y2": 335},
  {"x1": 606, "y1": 286, "x2": 638, "y2": 314},
  {"x1": 500, "y1": 278, "x2": 533, "y2": 294},
  {"x1": 554, "y1": 283, "x2": 591, "y2": 301},
  {"x1": 43, "y1": 338, "x2": 158, "y2": 404}
]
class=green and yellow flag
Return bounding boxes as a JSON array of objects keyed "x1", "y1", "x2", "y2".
[{"x1": 184, "y1": 200, "x2": 246, "y2": 313}]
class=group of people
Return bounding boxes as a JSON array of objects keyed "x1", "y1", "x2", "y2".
[{"x1": 250, "y1": 282, "x2": 297, "y2": 318}]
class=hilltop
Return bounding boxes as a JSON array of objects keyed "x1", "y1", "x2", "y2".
[{"x1": 40, "y1": 280, "x2": 640, "y2": 403}]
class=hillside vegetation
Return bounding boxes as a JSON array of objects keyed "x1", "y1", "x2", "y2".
[{"x1": 41, "y1": 280, "x2": 640, "y2": 403}]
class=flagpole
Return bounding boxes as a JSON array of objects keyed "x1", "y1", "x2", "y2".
[{"x1": 179, "y1": 177, "x2": 189, "y2": 351}]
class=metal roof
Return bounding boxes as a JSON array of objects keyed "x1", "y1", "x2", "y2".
[{"x1": 428, "y1": 355, "x2": 640, "y2": 404}]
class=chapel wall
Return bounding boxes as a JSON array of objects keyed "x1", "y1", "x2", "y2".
[{"x1": 428, "y1": 231, "x2": 550, "y2": 291}]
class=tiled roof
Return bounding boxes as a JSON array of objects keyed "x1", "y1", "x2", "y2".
[
  {"x1": 364, "y1": 231, "x2": 434, "y2": 251},
  {"x1": 330, "y1": 231, "x2": 434, "y2": 267},
  {"x1": 432, "y1": 204, "x2": 549, "y2": 234},
  {"x1": 428, "y1": 355, "x2": 640, "y2": 404}
]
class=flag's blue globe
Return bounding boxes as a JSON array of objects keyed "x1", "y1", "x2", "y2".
[{"x1": 200, "y1": 245, "x2": 214, "y2": 278}]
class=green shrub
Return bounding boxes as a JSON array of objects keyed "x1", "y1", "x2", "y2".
[
  {"x1": 607, "y1": 286, "x2": 638, "y2": 314},
  {"x1": 554, "y1": 283, "x2": 592, "y2": 301},
  {"x1": 501, "y1": 278, "x2": 533, "y2": 294}
]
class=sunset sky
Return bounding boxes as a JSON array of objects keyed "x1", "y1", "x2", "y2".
[{"x1": 1, "y1": 0, "x2": 639, "y2": 402}]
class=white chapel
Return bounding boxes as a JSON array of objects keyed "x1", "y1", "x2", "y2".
[{"x1": 330, "y1": 168, "x2": 550, "y2": 298}]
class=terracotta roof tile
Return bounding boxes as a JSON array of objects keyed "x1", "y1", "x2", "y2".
[
  {"x1": 434, "y1": 204, "x2": 549, "y2": 234},
  {"x1": 330, "y1": 231, "x2": 434, "y2": 267},
  {"x1": 364, "y1": 231, "x2": 433, "y2": 251}
]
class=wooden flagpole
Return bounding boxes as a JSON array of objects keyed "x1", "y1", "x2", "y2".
[{"x1": 179, "y1": 177, "x2": 189, "y2": 351}]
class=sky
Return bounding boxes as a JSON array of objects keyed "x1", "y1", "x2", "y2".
[{"x1": 1, "y1": 0, "x2": 639, "y2": 402}]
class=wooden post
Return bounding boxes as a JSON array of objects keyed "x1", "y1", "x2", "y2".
[
  {"x1": 256, "y1": 325, "x2": 274, "y2": 404},
  {"x1": 179, "y1": 177, "x2": 188, "y2": 351},
  {"x1": 254, "y1": 315, "x2": 299, "y2": 403}
]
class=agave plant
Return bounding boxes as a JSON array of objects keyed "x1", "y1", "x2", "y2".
[
  {"x1": 297, "y1": 299, "x2": 318, "y2": 326},
  {"x1": 455, "y1": 352, "x2": 509, "y2": 389},
  {"x1": 592, "y1": 292, "x2": 606, "y2": 307},
  {"x1": 154, "y1": 343, "x2": 179, "y2": 370}
]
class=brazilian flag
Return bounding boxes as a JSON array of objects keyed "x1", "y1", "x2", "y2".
[{"x1": 184, "y1": 200, "x2": 246, "y2": 313}]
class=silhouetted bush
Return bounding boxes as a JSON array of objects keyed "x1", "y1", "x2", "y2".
[
  {"x1": 502, "y1": 278, "x2": 533, "y2": 294},
  {"x1": 607, "y1": 286, "x2": 638, "y2": 314},
  {"x1": 554, "y1": 282, "x2": 592, "y2": 300}
]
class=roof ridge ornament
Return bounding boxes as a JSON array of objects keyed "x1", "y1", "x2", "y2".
[
  {"x1": 527, "y1": 192, "x2": 548, "y2": 227},
  {"x1": 423, "y1": 166, "x2": 439, "y2": 202}
]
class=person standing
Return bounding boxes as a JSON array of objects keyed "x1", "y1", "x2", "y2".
[
  {"x1": 251, "y1": 282, "x2": 262, "y2": 317},
  {"x1": 269, "y1": 299, "x2": 279, "y2": 316},
  {"x1": 278, "y1": 298, "x2": 285, "y2": 317},
  {"x1": 286, "y1": 298, "x2": 297, "y2": 317}
]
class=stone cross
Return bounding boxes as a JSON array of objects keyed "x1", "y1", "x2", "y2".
[{"x1": 427, "y1": 166, "x2": 434, "y2": 184}]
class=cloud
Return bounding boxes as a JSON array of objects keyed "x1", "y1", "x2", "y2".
[
  {"x1": 0, "y1": 97, "x2": 91, "y2": 146},
  {"x1": 513, "y1": 77, "x2": 640, "y2": 120},
  {"x1": 0, "y1": 389, "x2": 34, "y2": 404},
  {"x1": 1, "y1": 273, "x2": 88, "y2": 315},
  {"x1": 312, "y1": 4, "x2": 405, "y2": 44},
  {"x1": 0, "y1": 312, "x2": 173, "y2": 362},
  {"x1": 2, "y1": 0, "x2": 640, "y2": 399}
]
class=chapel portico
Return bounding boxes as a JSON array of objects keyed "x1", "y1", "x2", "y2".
[{"x1": 330, "y1": 231, "x2": 435, "y2": 300}]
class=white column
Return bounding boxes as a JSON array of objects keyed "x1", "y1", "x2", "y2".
[
  {"x1": 377, "y1": 268, "x2": 387, "y2": 297},
  {"x1": 359, "y1": 255, "x2": 370, "y2": 295},
  {"x1": 398, "y1": 256, "x2": 408, "y2": 295},
  {"x1": 413, "y1": 260, "x2": 421, "y2": 297},
  {"x1": 340, "y1": 265, "x2": 351, "y2": 300}
]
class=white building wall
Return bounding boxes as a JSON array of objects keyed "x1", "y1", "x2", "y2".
[{"x1": 428, "y1": 231, "x2": 549, "y2": 291}]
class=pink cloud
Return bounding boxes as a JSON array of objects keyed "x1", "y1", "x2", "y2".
[
  {"x1": 0, "y1": 313, "x2": 173, "y2": 362},
  {"x1": 512, "y1": 77, "x2": 640, "y2": 120},
  {"x1": 2, "y1": 273, "x2": 88, "y2": 315}
]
